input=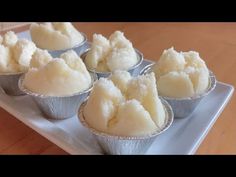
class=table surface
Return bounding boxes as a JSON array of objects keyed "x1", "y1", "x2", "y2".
[{"x1": 0, "y1": 22, "x2": 235, "y2": 154}]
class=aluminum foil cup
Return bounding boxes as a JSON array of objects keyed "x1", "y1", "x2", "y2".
[
  {"x1": 18, "y1": 72, "x2": 97, "y2": 120},
  {"x1": 80, "y1": 48, "x2": 144, "y2": 79},
  {"x1": 78, "y1": 98, "x2": 174, "y2": 155},
  {"x1": 0, "y1": 72, "x2": 25, "y2": 96},
  {"x1": 48, "y1": 32, "x2": 89, "y2": 58},
  {"x1": 140, "y1": 65, "x2": 217, "y2": 118}
]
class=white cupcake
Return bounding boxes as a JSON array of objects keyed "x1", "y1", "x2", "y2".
[
  {"x1": 141, "y1": 47, "x2": 216, "y2": 118},
  {"x1": 81, "y1": 31, "x2": 143, "y2": 78},
  {"x1": 30, "y1": 22, "x2": 88, "y2": 57},
  {"x1": 78, "y1": 71, "x2": 173, "y2": 154},
  {"x1": 19, "y1": 50, "x2": 97, "y2": 119},
  {"x1": 0, "y1": 31, "x2": 36, "y2": 95}
]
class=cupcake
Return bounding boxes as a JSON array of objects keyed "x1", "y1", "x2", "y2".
[
  {"x1": 0, "y1": 31, "x2": 36, "y2": 95},
  {"x1": 81, "y1": 31, "x2": 143, "y2": 78},
  {"x1": 78, "y1": 71, "x2": 173, "y2": 154},
  {"x1": 19, "y1": 50, "x2": 97, "y2": 119},
  {"x1": 30, "y1": 22, "x2": 88, "y2": 57},
  {"x1": 141, "y1": 47, "x2": 216, "y2": 118}
]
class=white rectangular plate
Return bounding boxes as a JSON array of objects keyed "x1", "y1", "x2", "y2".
[{"x1": 0, "y1": 31, "x2": 234, "y2": 155}]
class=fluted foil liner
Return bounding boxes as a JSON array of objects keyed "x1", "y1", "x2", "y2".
[
  {"x1": 140, "y1": 64, "x2": 217, "y2": 118},
  {"x1": 48, "y1": 32, "x2": 89, "y2": 58},
  {"x1": 80, "y1": 48, "x2": 144, "y2": 79},
  {"x1": 18, "y1": 72, "x2": 97, "y2": 120},
  {"x1": 78, "y1": 98, "x2": 174, "y2": 155},
  {"x1": 0, "y1": 72, "x2": 25, "y2": 96}
]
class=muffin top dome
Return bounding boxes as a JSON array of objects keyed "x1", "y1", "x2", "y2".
[
  {"x1": 0, "y1": 31, "x2": 36, "y2": 73},
  {"x1": 85, "y1": 31, "x2": 138, "y2": 72},
  {"x1": 83, "y1": 71, "x2": 166, "y2": 136},
  {"x1": 153, "y1": 47, "x2": 209, "y2": 98},
  {"x1": 23, "y1": 50, "x2": 91, "y2": 96},
  {"x1": 30, "y1": 22, "x2": 84, "y2": 50}
]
